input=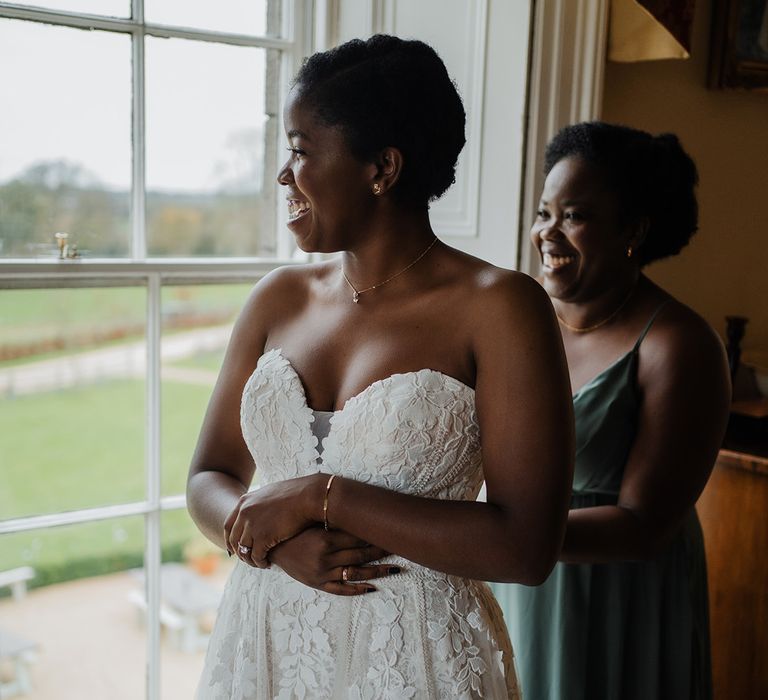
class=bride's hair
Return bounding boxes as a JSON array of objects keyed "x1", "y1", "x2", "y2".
[{"x1": 292, "y1": 34, "x2": 466, "y2": 208}]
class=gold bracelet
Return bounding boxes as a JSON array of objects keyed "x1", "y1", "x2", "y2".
[{"x1": 323, "y1": 474, "x2": 337, "y2": 531}]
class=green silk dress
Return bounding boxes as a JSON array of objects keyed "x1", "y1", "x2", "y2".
[{"x1": 491, "y1": 304, "x2": 712, "y2": 700}]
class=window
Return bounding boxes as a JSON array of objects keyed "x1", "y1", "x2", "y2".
[
  {"x1": 0, "y1": 0, "x2": 292, "y2": 260},
  {"x1": 0, "y1": 2, "x2": 307, "y2": 698}
]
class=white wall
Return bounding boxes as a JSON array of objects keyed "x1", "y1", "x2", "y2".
[{"x1": 334, "y1": 0, "x2": 532, "y2": 268}]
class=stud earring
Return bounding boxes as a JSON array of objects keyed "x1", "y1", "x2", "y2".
[
  {"x1": 626, "y1": 245, "x2": 633, "y2": 258},
  {"x1": 372, "y1": 183, "x2": 382, "y2": 195}
]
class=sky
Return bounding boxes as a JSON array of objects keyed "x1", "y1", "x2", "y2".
[{"x1": 0, "y1": 1, "x2": 272, "y2": 192}]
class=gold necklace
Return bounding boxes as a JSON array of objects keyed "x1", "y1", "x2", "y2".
[
  {"x1": 556, "y1": 282, "x2": 637, "y2": 333},
  {"x1": 342, "y1": 237, "x2": 438, "y2": 303}
]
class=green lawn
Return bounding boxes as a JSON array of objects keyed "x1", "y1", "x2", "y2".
[
  {"x1": 170, "y1": 350, "x2": 226, "y2": 373},
  {"x1": 0, "y1": 287, "x2": 146, "y2": 346},
  {"x1": 0, "y1": 282, "x2": 253, "y2": 591},
  {"x1": 0, "y1": 283, "x2": 250, "y2": 349},
  {"x1": 0, "y1": 376, "x2": 220, "y2": 590}
]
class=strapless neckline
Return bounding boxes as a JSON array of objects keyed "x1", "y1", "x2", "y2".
[
  {"x1": 240, "y1": 347, "x2": 484, "y2": 497},
  {"x1": 262, "y1": 347, "x2": 476, "y2": 414}
]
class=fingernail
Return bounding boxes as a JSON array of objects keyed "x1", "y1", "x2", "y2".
[
  {"x1": 387, "y1": 566, "x2": 401, "y2": 574},
  {"x1": 364, "y1": 586, "x2": 376, "y2": 593}
]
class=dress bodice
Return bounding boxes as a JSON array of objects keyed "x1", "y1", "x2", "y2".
[
  {"x1": 571, "y1": 350, "x2": 640, "y2": 495},
  {"x1": 240, "y1": 348, "x2": 484, "y2": 502},
  {"x1": 571, "y1": 302, "x2": 669, "y2": 497},
  {"x1": 197, "y1": 347, "x2": 518, "y2": 699}
]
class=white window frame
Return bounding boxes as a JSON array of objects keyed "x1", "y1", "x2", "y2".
[
  {"x1": 0, "y1": 0, "x2": 312, "y2": 264},
  {"x1": 0, "y1": 2, "x2": 313, "y2": 698}
]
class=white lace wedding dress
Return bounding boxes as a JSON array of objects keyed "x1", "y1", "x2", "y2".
[{"x1": 196, "y1": 348, "x2": 519, "y2": 699}]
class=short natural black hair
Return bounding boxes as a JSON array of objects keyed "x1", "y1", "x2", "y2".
[
  {"x1": 292, "y1": 34, "x2": 466, "y2": 208},
  {"x1": 544, "y1": 122, "x2": 699, "y2": 266}
]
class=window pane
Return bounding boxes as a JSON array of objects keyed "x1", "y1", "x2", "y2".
[
  {"x1": 0, "y1": 517, "x2": 145, "y2": 699},
  {"x1": 161, "y1": 283, "x2": 250, "y2": 496},
  {"x1": 7, "y1": 0, "x2": 128, "y2": 16},
  {"x1": 0, "y1": 287, "x2": 145, "y2": 519},
  {"x1": 160, "y1": 509, "x2": 234, "y2": 699},
  {"x1": 0, "y1": 20, "x2": 131, "y2": 258},
  {"x1": 146, "y1": 37, "x2": 278, "y2": 257},
  {"x1": 146, "y1": 0, "x2": 276, "y2": 37}
]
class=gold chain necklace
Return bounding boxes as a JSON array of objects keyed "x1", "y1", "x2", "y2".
[
  {"x1": 556, "y1": 282, "x2": 637, "y2": 333},
  {"x1": 341, "y1": 237, "x2": 438, "y2": 303}
]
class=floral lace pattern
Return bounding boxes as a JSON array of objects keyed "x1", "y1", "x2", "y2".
[{"x1": 198, "y1": 348, "x2": 519, "y2": 699}]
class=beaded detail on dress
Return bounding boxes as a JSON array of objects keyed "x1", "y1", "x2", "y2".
[{"x1": 196, "y1": 348, "x2": 519, "y2": 699}]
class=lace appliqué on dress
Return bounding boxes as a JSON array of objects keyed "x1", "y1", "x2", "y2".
[{"x1": 197, "y1": 348, "x2": 519, "y2": 699}]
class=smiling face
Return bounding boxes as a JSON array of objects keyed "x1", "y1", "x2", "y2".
[
  {"x1": 530, "y1": 156, "x2": 637, "y2": 303},
  {"x1": 277, "y1": 87, "x2": 377, "y2": 253}
]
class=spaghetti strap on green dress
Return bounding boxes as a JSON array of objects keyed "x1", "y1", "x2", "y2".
[{"x1": 491, "y1": 303, "x2": 712, "y2": 699}]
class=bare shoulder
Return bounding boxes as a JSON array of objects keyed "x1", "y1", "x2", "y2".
[
  {"x1": 238, "y1": 260, "x2": 336, "y2": 327},
  {"x1": 643, "y1": 297, "x2": 726, "y2": 367},
  {"x1": 638, "y1": 295, "x2": 729, "y2": 395},
  {"x1": 441, "y1": 247, "x2": 554, "y2": 324},
  {"x1": 435, "y1": 250, "x2": 560, "y2": 366},
  {"x1": 466, "y1": 263, "x2": 555, "y2": 335},
  {"x1": 474, "y1": 264, "x2": 550, "y2": 306},
  {"x1": 222, "y1": 261, "x2": 336, "y2": 365},
  {"x1": 245, "y1": 260, "x2": 334, "y2": 303}
]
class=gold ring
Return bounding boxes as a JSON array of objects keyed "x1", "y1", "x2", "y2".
[{"x1": 342, "y1": 566, "x2": 349, "y2": 582}]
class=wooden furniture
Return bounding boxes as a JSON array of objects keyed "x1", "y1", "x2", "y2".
[{"x1": 697, "y1": 446, "x2": 768, "y2": 699}]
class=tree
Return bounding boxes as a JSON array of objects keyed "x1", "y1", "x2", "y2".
[{"x1": 0, "y1": 160, "x2": 129, "y2": 257}]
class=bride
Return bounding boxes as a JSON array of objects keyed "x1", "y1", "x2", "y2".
[{"x1": 188, "y1": 34, "x2": 573, "y2": 699}]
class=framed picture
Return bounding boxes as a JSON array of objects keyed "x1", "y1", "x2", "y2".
[{"x1": 709, "y1": 0, "x2": 768, "y2": 90}]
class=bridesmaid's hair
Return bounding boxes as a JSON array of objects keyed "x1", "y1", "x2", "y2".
[
  {"x1": 292, "y1": 34, "x2": 466, "y2": 209},
  {"x1": 544, "y1": 122, "x2": 699, "y2": 267}
]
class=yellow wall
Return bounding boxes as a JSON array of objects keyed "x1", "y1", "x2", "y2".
[{"x1": 602, "y1": 0, "x2": 768, "y2": 356}]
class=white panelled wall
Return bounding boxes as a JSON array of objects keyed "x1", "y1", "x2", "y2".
[{"x1": 334, "y1": 0, "x2": 531, "y2": 268}]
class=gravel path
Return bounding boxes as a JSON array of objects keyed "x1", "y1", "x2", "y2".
[
  {"x1": 0, "y1": 561, "x2": 233, "y2": 699},
  {"x1": 0, "y1": 326, "x2": 229, "y2": 396}
]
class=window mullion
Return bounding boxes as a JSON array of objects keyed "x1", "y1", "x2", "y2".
[
  {"x1": 145, "y1": 269, "x2": 162, "y2": 700},
  {"x1": 0, "y1": 502, "x2": 154, "y2": 535},
  {"x1": 131, "y1": 3, "x2": 146, "y2": 260},
  {"x1": 0, "y1": 4, "x2": 139, "y2": 31},
  {"x1": 0, "y1": 5, "x2": 293, "y2": 48}
]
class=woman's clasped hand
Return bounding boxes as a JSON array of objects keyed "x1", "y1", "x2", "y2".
[{"x1": 223, "y1": 473, "x2": 395, "y2": 595}]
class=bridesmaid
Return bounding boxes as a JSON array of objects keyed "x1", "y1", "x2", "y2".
[{"x1": 492, "y1": 122, "x2": 730, "y2": 700}]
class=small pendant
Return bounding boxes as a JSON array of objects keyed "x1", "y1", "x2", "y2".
[{"x1": 352, "y1": 292, "x2": 359, "y2": 303}]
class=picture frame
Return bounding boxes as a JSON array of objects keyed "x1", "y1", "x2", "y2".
[{"x1": 709, "y1": 0, "x2": 768, "y2": 90}]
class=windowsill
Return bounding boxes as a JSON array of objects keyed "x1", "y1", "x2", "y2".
[{"x1": 0, "y1": 257, "x2": 296, "y2": 280}]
